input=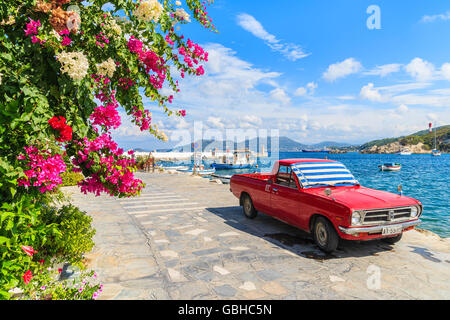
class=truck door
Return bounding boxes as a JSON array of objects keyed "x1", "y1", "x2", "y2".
[{"x1": 270, "y1": 165, "x2": 301, "y2": 224}]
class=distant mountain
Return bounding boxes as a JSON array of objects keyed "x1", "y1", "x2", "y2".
[
  {"x1": 166, "y1": 136, "x2": 352, "y2": 152},
  {"x1": 310, "y1": 141, "x2": 353, "y2": 148},
  {"x1": 360, "y1": 125, "x2": 450, "y2": 153}
]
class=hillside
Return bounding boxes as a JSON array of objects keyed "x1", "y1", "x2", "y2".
[
  {"x1": 360, "y1": 125, "x2": 450, "y2": 153},
  {"x1": 167, "y1": 136, "x2": 352, "y2": 153}
]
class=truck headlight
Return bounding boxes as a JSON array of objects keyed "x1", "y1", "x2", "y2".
[
  {"x1": 410, "y1": 206, "x2": 419, "y2": 218},
  {"x1": 351, "y1": 211, "x2": 363, "y2": 225}
]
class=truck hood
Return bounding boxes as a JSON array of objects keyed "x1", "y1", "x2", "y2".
[{"x1": 305, "y1": 185, "x2": 421, "y2": 210}]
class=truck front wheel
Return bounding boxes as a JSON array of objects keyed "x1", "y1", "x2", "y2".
[
  {"x1": 313, "y1": 217, "x2": 339, "y2": 253},
  {"x1": 382, "y1": 233, "x2": 402, "y2": 244},
  {"x1": 242, "y1": 194, "x2": 257, "y2": 219}
]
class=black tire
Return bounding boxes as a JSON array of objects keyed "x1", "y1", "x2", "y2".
[
  {"x1": 313, "y1": 217, "x2": 339, "y2": 253},
  {"x1": 242, "y1": 193, "x2": 257, "y2": 219},
  {"x1": 382, "y1": 233, "x2": 402, "y2": 244}
]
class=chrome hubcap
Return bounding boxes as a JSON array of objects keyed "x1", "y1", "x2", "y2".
[
  {"x1": 316, "y1": 222, "x2": 327, "y2": 246},
  {"x1": 244, "y1": 198, "x2": 251, "y2": 214}
]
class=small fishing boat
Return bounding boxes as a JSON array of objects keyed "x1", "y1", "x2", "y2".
[
  {"x1": 378, "y1": 163, "x2": 402, "y2": 171},
  {"x1": 177, "y1": 166, "x2": 215, "y2": 176},
  {"x1": 397, "y1": 148, "x2": 412, "y2": 155},
  {"x1": 210, "y1": 150, "x2": 256, "y2": 170},
  {"x1": 432, "y1": 149, "x2": 441, "y2": 156},
  {"x1": 211, "y1": 174, "x2": 232, "y2": 184}
]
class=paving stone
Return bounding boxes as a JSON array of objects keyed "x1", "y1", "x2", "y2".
[
  {"x1": 160, "y1": 250, "x2": 179, "y2": 258},
  {"x1": 257, "y1": 270, "x2": 283, "y2": 281},
  {"x1": 192, "y1": 247, "x2": 223, "y2": 256},
  {"x1": 185, "y1": 228, "x2": 207, "y2": 236},
  {"x1": 213, "y1": 285, "x2": 237, "y2": 297},
  {"x1": 213, "y1": 265, "x2": 230, "y2": 275},
  {"x1": 239, "y1": 281, "x2": 257, "y2": 291},
  {"x1": 261, "y1": 281, "x2": 288, "y2": 296}
]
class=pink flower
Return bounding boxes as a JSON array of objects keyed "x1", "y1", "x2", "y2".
[
  {"x1": 21, "y1": 245, "x2": 38, "y2": 257},
  {"x1": 23, "y1": 270, "x2": 32, "y2": 285},
  {"x1": 24, "y1": 18, "x2": 40, "y2": 37},
  {"x1": 92, "y1": 292, "x2": 99, "y2": 299},
  {"x1": 61, "y1": 36, "x2": 72, "y2": 46}
]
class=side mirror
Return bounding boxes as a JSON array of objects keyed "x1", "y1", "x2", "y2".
[
  {"x1": 397, "y1": 184, "x2": 403, "y2": 195},
  {"x1": 268, "y1": 179, "x2": 273, "y2": 184},
  {"x1": 324, "y1": 188, "x2": 332, "y2": 197}
]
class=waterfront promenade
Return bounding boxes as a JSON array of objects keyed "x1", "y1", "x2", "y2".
[{"x1": 66, "y1": 172, "x2": 450, "y2": 300}]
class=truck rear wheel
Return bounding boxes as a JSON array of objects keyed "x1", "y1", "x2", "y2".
[
  {"x1": 382, "y1": 233, "x2": 402, "y2": 244},
  {"x1": 313, "y1": 217, "x2": 339, "y2": 253},
  {"x1": 242, "y1": 194, "x2": 257, "y2": 219}
]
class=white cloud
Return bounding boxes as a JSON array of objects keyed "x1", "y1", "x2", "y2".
[
  {"x1": 421, "y1": 11, "x2": 450, "y2": 23},
  {"x1": 270, "y1": 88, "x2": 291, "y2": 104},
  {"x1": 405, "y1": 58, "x2": 435, "y2": 81},
  {"x1": 294, "y1": 87, "x2": 307, "y2": 96},
  {"x1": 323, "y1": 58, "x2": 362, "y2": 82},
  {"x1": 241, "y1": 115, "x2": 262, "y2": 126},
  {"x1": 306, "y1": 82, "x2": 318, "y2": 94},
  {"x1": 441, "y1": 63, "x2": 450, "y2": 80},
  {"x1": 360, "y1": 83, "x2": 384, "y2": 102},
  {"x1": 294, "y1": 82, "x2": 317, "y2": 96},
  {"x1": 236, "y1": 13, "x2": 309, "y2": 61},
  {"x1": 364, "y1": 64, "x2": 402, "y2": 77},
  {"x1": 397, "y1": 104, "x2": 409, "y2": 113},
  {"x1": 207, "y1": 116, "x2": 225, "y2": 129}
]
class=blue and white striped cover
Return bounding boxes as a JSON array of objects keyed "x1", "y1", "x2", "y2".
[{"x1": 291, "y1": 161, "x2": 359, "y2": 188}]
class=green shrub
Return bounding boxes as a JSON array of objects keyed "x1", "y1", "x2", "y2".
[
  {"x1": 0, "y1": 197, "x2": 61, "y2": 299},
  {"x1": 41, "y1": 205, "x2": 96, "y2": 267},
  {"x1": 60, "y1": 170, "x2": 84, "y2": 187}
]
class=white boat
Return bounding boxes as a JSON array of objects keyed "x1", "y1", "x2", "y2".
[
  {"x1": 432, "y1": 149, "x2": 441, "y2": 156},
  {"x1": 176, "y1": 166, "x2": 215, "y2": 176},
  {"x1": 378, "y1": 163, "x2": 402, "y2": 171},
  {"x1": 211, "y1": 174, "x2": 232, "y2": 184},
  {"x1": 397, "y1": 148, "x2": 412, "y2": 155},
  {"x1": 431, "y1": 125, "x2": 441, "y2": 156},
  {"x1": 210, "y1": 149, "x2": 257, "y2": 170}
]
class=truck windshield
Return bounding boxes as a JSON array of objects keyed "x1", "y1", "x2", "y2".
[{"x1": 291, "y1": 161, "x2": 359, "y2": 189}]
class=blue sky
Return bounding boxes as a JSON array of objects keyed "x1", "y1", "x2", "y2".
[{"x1": 111, "y1": 0, "x2": 450, "y2": 150}]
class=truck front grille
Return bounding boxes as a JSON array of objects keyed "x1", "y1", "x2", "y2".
[{"x1": 362, "y1": 207, "x2": 412, "y2": 225}]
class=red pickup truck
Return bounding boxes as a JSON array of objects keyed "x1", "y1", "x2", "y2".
[{"x1": 230, "y1": 159, "x2": 422, "y2": 253}]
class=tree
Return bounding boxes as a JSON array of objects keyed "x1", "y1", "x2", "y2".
[{"x1": 0, "y1": 0, "x2": 216, "y2": 298}]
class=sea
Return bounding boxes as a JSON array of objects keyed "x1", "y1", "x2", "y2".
[{"x1": 161, "y1": 152, "x2": 450, "y2": 238}]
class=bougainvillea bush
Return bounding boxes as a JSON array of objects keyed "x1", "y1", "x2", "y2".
[{"x1": 0, "y1": 0, "x2": 215, "y2": 299}]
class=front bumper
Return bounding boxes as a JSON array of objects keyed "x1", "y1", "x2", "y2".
[{"x1": 338, "y1": 219, "x2": 421, "y2": 236}]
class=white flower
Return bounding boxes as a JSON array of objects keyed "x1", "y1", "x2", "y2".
[
  {"x1": 104, "y1": 17, "x2": 122, "y2": 39},
  {"x1": 134, "y1": 0, "x2": 164, "y2": 23},
  {"x1": 176, "y1": 1, "x2": 181, "y2": 5},
  {"x1": 96, "y1": 58, "x2": 116, "y2": 78},
  {"x1": 175, "y1": 8, "x2": 190, "y2": 22},
  {"x1": 56, "y1": 51, "x2": 89, "y2": 81},
  {"x1": 51, "y1": 29, "x2": 61, "y2": 41}
]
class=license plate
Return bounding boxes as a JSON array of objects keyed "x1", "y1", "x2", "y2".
[{"x1": 382, "y1": 225, "x2": 402, "y2": 236}]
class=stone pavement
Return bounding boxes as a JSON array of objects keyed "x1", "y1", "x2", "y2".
[{"x1": 65, "y1": 172, "x2": 450, "y2": 300}]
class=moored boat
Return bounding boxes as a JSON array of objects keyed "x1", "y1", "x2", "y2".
[
  {"x1": 177, "y1": 167, "x2": 215, "y2": 176},
  {"x1": 397, "y1": 148, "x2": 412, "y2": 155},
  {"x1": 211, "y1": 174, "x2": 232, "y2": 184},
  {"x1": 378, "y1": 163, "x2": 402, "y2": 171}
]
